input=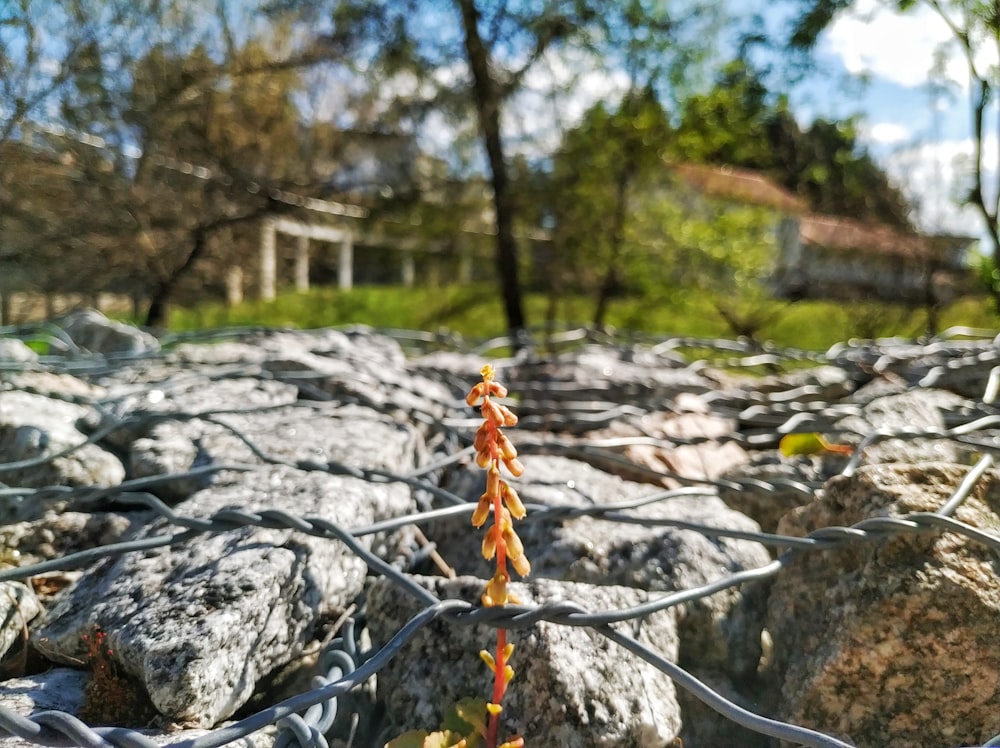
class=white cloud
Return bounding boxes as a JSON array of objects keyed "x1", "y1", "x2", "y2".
[
  {"x1": 504, "y1": 48, "x2": 631, "y2": 158},
  {"x1": 883, "y1": 136, "x2": 996, "y2": 240},
  {"x1": 862, "y1": 121, "x2": 913, "y2": 146},
  {"x1": 823, "y1": 0, "x2": 998, "y2": 90}
]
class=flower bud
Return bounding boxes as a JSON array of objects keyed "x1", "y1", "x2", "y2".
[
  {"x1": 475, "y1": 448, "x2": 491, "y2": 468},
  {"x1": 502, "y1": 483, "x2": 526, "y2": 519},
  {"x1": 503, "y1": 526, "x2": 525, "y2": 561},
  {"x1": 471, "y1": 495, "x2": 491, "y2": 528},
  {"x1": 497, "y1": 404, "x2": 518, "y2": 427},
  {"x1": 486, "y1": 466, "x2": 500, "y2": 498},
  {"x1": 482, "y1": 398, "x2": 505, "y2": 426},
  {"x1": 480, "y1": 650, "x2": 497, "y2": 672},
  {"x1": 510, "y1": 553, "x2": 531, "y2": 577},
  {"x1": 497, "y1": 433, "x2": 518, "y2": 461},
  {"x1": 503, "y1": 457, "x2": 525, "y2": 477},
  {"x1": 481, "y1": 526, "x2": 497, "y2": 559},
  {"x1": 473, "y1": 423, "x2": 490, "y2": 452},
  {"x1": 483, "y1": 571, "x2": 509, "y2": 607},
  {"x1": 465, "y1": 382, "x2": 484, "y2": 406}
]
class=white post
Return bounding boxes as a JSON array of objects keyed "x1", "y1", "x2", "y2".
[
  {"x1": 339, "y1": 233, "x2": 354, "y2": 290},
  {"x1": 260, "y1": 218, "x2": 277, "y2": 301},
  {"x1": 226, "y1": 266, "x2": 244, "y2": 306},
  {"x1": 402, "y1": 253, "x2": 416, "y2": 287},
  {"x1": 295, "y1": 234, "x2": 310, "y2": 292}
]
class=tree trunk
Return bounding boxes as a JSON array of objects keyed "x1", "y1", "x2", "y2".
[
  {"x1": 456, "y1": 0, "x2": 527, "y2": 343},
  {"x1": 144, "y1": 208, "x2": 270, "y2": 328},
  {"x1": 592, "y1": 167, "x2": 632, "y2": 329},
  {"x1": 144, "y1": 230, "x2": 210, "y2": 328}
]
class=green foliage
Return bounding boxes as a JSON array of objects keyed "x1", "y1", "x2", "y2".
[
  {"x1": 385, "y1": 698, "x2": 489, "y2": 748},
  {"x1": 673, "y1": 59, "x2": 913, "y2": 228},
  {"x1": 168, "y1": 284, "x2": 1000, "y2": 354}
]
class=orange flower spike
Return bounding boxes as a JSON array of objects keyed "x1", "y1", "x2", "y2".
[{"x1": 488, "y1": 381, "x2": 508, "y2": 398}]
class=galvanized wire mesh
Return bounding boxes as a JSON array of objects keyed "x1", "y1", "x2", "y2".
[{"x1": 1, "y1": 321, "x2": 1000, "y2": 748}]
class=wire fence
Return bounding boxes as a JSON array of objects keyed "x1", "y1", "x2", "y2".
[{"x1": 1, "y1": 321, "x2": 1000, "y2": 747}]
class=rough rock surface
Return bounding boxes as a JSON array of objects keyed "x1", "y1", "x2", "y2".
[
  {"x1": 0, "y1": 316, "x2": 997, "y2": 748},
  {"x1": 767, "y1": 462, "x2": 1000, "y2": 747},
  {"x1": 0, "y1": 669, "x2": 273, "y2": 747},
  {"x1": 367, "y1": 575, "x2": 682, "y2": 747},
  {"x1": 61, "y1": 309, "x2": 161, "y2": 355},
  {"x1": 34, "y1": 466, "x2": 412, "y2": 726},
  {"x1": 0, "y1": 391, "x2": 124, "y2": 491}
]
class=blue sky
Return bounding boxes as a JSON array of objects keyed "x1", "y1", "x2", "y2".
[{"x1": 791, "y1": 0, "x2": 998, "y2": 240}]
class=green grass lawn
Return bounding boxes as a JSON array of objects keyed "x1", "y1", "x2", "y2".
[{"x1": 168, "y1": 283, "x2": 1000, "y2": 353}]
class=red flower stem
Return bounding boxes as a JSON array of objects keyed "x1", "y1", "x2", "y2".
[
  {"x1": 487, "y1": 627, "x2": 507, "y2": 747},
  {"x1": 486, "y1": 396, "x2": 507, "y2": 748}
]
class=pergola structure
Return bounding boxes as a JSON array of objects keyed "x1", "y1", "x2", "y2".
[{"x1": 259, "y1": 217, "x2": 355, "y2": 299}]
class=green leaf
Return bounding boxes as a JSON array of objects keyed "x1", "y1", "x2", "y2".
[
  {"x1": 779, "y1": 433, "x2": 852, "y2": 457},
  {"x1": 779, "y1": 432, "x2": 831, "y2": 457},
  {"x1": 384, "y1": 730, "x2": 429, "y2": 748},
  {"x1": 443, "y1": 697, "x2": 488, "y2": 737}
]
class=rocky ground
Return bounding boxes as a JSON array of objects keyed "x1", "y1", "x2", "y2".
[{"x1": 0, "y1": 309, "x2": 998, "y2": 748}]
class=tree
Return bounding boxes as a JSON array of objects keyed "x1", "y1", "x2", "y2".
[
  {"x1": 549, "y1": 90, "x2": 672, "y2": 327},
  {"x1": 0, "y1": 1, "x2": 354, "y2": 325},
  {"x1": 316, "y1": 0, "x2": 723, "y2": 342},
  {"x1": 674, "y1": 58, "x2": 913, "y2": 227},
  {"x1": 789, "y1": 0, "x2": 1000, "y2": 306}
]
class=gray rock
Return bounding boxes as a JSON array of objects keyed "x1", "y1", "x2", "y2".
[
  {"x1": 0, "y1": 669, "x2": 273, "y2": 747},
  {"x1": 579, "y1": 398, "x2": 749, "y2": 488},
  {"x1": 167, "y1": 341, "x2": 269, "y2": 366},
  {"x1": 439, "y1": 454, "x2": 771, "y2": 680},
  {"x1": 836, "y1": 389, "x2": 964, "y2": 465},
  {"x1": 767, "y1": 462, "x2": 1000, "y2": 747},
  {"x1": 0, "y1": 668, "x2": 87, "y2": 724},
  {"x1": 0, "y1": 583, "x2": 40, "y2": 664},
  {"x1": 0, "y1": 511, "x2": 143, "y2": 564},
  {"x1": 0, "y1": 340, "x2": 37, "y2": 364},
  {"x1": 34, "y1": 465, "x2": 412, "y2": 727},
  {"x1": 92, "y1": 376, "x2": 300, "y2": 450},
  {"x1": 367, "y1": 574, "x2": 682, "y2": 747},
  {"x1": 511, "y1": 347, "x2": 717, "y2": 427},
  {"x1": 129, "y1": 403, "x2": 426, "y2": 501},
  {"x1": 2, "y1": 370, "x2": 105, "y2": 401},
  {"x1": 60, "y1": 309, "x2": 160, "y2": 355},
  {"x1": 707, "y1": 365, "x2": 855, "y2": 410},
  {"x1": 259, "y1": 337, "x2": 455, "y2": 421},
  {"x1": 0, "y1": 391, "x2": 124, "y2": 491},
  {"x1": 718, "y1": 456, "x2": 823, "y2": 534}
]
